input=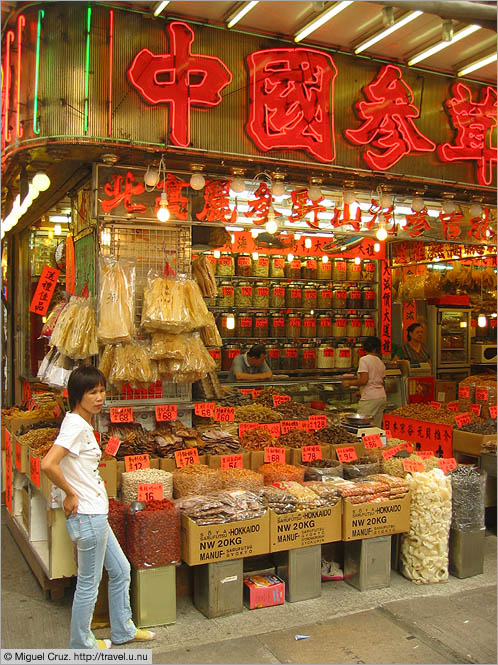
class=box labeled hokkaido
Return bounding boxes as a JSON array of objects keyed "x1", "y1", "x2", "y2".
[
  {"x1": 181, "y1": 512, "x2": 270, "y2": 566},
  {"x1": 269, "y1": 502, "x2": 342, "y2": 552},
  {"x1": 342, "y1": 493, "x2": 411, "y2": 541}
]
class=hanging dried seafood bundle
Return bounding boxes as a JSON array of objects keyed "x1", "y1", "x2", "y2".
[
  {"x1": 108, "y1": 341, "x2": 158, "y2": 391},
  {"x1": 200, "y1": 312, "x2": 223, "y2": 347},
  {"x1": 192, "y1": 255, "x2": 217, "y2": 298},
  {"x1": 97, "y1": 256, "x2": 135, "y2": 344},
  {"x1": 50, "y1": 296, "x2": 99, "y2": 359},
  {"x1": 158, "y1": 332, "x2": 216, "y2": 384}
]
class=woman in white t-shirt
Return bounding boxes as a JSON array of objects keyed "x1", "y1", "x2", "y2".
[
  {"x1": 41, "y1": 366, "x2": 155, "y2": 650},
  {"x1": 341, "y1": 336, "x2": 387, "y2": 427}
]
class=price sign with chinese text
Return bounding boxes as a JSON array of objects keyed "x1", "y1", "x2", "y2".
[
  {"x1": 403, "y1": 459, "x2": 425, "y2": 473},
  {"x1": 470, "y1": 404, "x2": 482, "y2": 416},
  {"x1": 490, "y1": 405, "x2": 497, "y2": 418},
  {"x1": 175, "y1": 448, "x2": 200, "y2": 467},
  {"x1": 438, "y1": 458, "x2": 457, "y2": 473},
  {"x1": 447, "y1": 401, "x2": 459, "y2": 412},
  {"x1": 363, "y1": 434, "x2": 382, "y2": 449},
  {"x1": 30, "y1": 455, "x2": 41, "y2": 487},
  {"x1": 476, "y1": 387, "x2": 488, "y2": 401},
  {"x1": 336, "y1": 446, "x2": 358, "y2": 463},
  {"x1": 416, "y1": 450, "x2": 435, "y2": 459},
  {"x1": 194, "y1": 402, "x2": 215, "y2": 418},
  {"x1": 264, "y1": 447, "x2": 286, "y2": 463},
  {"x1": 308, "y1": 415, "x2": 327, "y2": 431},
  {"x1": 272, "y1": 394, "x2": 291, "y2": 407},
  {"x1": 458, "y1": 385, "x2": 470, "y2": 398},
  {"x1": 110, "y1": 407, "x2": 134, "y2": 423},
  {"x1": 124, "y1": 454, "x2": 150, "y2": 472},
  {"x1": 281, "y1": 419, "x2": 308, "y2": 434},
  {"x1": 455, "y1": 412, "x2": 471, "y2": 428},
  {"x1": 220, "y1": 454, "x2": 243, "y2": 469},
  {"x1": 105, "y1": 436, "x2": 121, "y2": 457},
  {"x1": 430, "y1": 401, "x2": 441, "y2": 410},
  {"x1": 29, "y1": 266, "x2": 61, "y2": 316},
  {"x1": 214, "y1": 407, "x2": 235, "y2": 422},
  {"x1": 137, "y1": 483, "x2": 164, "y2": 501},
  {"x1": 155, "y1": 404, "x2": 178, "y2": 421},
  {"x1": 382, "y1": 445, "x2": 403, "y2": 460},
  {"x1": 301, "y1": 445, "x2": 323, "y2": 462}
]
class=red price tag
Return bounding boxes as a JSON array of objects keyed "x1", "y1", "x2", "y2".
[
  {"x1": 490, "y1": 405, "x2": 497, "y2": 418},
  {"x1": 476, "y1": 388, "x2": 488, "y2": 401},
  {"x1": 416, "y1": 450, "x2": 435, "y2": 459},
  {"x1": 308, "y1": 415, "x2": 327, "y2": 431},
  {"x1": 110, "y1": 407, "x2": 134, "y2": 423},
  {"x1": 253, "y1": 390, "x2": 263, "y2": 398},
  {"x1": 264, "y1": 447, "x2": 286, "y2": 463},
  {"x1": 384, "y1": 429, "x2": 392, "y2": 439},
  {"x1": 403, "y1": 459, "x2": 425, "y2": 473},
  {"x1": 336, "y1": 446, "x2": 358, "y2": 463},
  {"x1": 239, "y1": 422, "x2": 260, "y2": 437},
  {"x1": 175, "y1": 448, "x2": 200, "y2": 467},
  {"x1": 155, "y1": 404, "x2": 177, "y2": 422},
  {"x1": 363, "y1": 434, "x2": 382, "y2": 449},
  {"x1": 458, "y1": 385, "x2": 470, "y2": 398},
  {"x1": 447, "y1": 401, "x2": 459, "y2": 412},
  {"x1": 470, "y1": 404, "x2": 482, "y2": 416},
  {"x1": 214, "y1": 406, "x2": 235, "y2": 422},
  {"x1": 124, "y1": 454, "x2": 150, "y2": 472},
  {"x1": 137, "y1": 483, "x2": 164, "y2": 501},
  {"x1": 15, "y1": 441, "x2": 22, "y2": 471},
  {"x1": 382, "y1": 445, "x2": 403, "y2": 460},
  {"x1": 238, "y1": 389, "x2": 254, "y2": 396},
  {"x1": 430, "y1": 401, "x2": 442, "y2": 410},
  {"x1": 262, "y1": 422, "x2": 281, "y2": 438},
  {"x1": 220, "y1": 454, "x2": 243, "y2": 469},
  {"x1": 194, "y1": 402, "x2": 215, "y2": 418},
  {"x1": 403, "y1": 442, "x2": 414, "y2": 453},
  {"x1": 272, "y1": 394, "x2": 291, "y2": 407},
  {"x1": 105, "y1": 436, "x2": 121, "y2": 457},
  {"x1": 30, "y1": 454, "x2": 41, "y2": 488},
  {"x1": 455, "y1": 412, "x2": 471, "y2": 428},
  {"x1": 301, "y1": 445, "x2": 323, "y2": 462},
  {"x1": 438, "y1": 458, "x2": 457, "y2": 473}
]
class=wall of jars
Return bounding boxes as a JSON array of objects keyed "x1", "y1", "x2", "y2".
[{"x1": 197, "y1": 250, "x2": 380, "y2": 377}]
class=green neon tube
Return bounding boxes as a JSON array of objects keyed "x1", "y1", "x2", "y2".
[
  {"x1": 33, "y1": 9, "x2": 44, "y2": 135},
  {"x1": 84, "y1": 6, "x2": 92, "y2": 133}
]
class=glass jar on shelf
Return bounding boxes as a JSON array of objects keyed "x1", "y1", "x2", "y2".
[
  {"x1": 270, "y1": 255, "x2": 285, "y2": 278},
  {"x1": 347, "y1": 316, "x2": 362, "y2": 338},
  {"x1": 219, "y1": 313, "x2": 237, "y2": 339},
  {"x1": 362, "y1": 260, "x2": 376, "y2": 282},
  {"x1": 253, "y1": 313, "x2": 269, "y2": 338},
  {"x1": 346, "y1": 287, "x2": 362, "y2": 310},
  {"x1": 362, "y1": 314, "x2": 376, "y2": 337},
  {"x1": 286, "y1": 283, "x2": 302, "y2": 308},
  {"x1": 222, "y1": 345, "x2": 240, "y2": 372},
  {"x1": 317, "y1": 256, "x2": 332, "y2": 280},
  {"x1": 236, "y1": 253, "x2": 252, "y2": 277},
  {"x1": 301, "y1": 257, "x2": 317, "y2": 280},
  {"x1": 362, "y1": 286, "x2": 376, "y2": 309},
  {"x1": 270, "y1": 283, "x2": 286, "y2": 308},
  {"x1": 237, "y1": 312, "x2": 253, "y2": 338},
  {"x1": 352, "y1": 343, "x2": 365, "y2": 368},
  {"x1": 253, "y1": 254, "x2": 269, "y2": 278},
  {"x1": 333, "y1": 316, "x2": 348, "y2": 338},
  {"x1": 303, "y1": 284, "x2": 318, "y2": 310},
  {"x1": 300, "y1": 344, "x2": 316, "y2": 370},
  {"x1": 285, "y1": 257, "x2": 302, "y2": 279},
  {"x1": 270, "y1": 313, "x2": 286, "y2": 338},
  {"x1": 347, "y1": 258, "x2": 362, "y2": 282},
  {"x1": 217, "y1": 253, "x2": 234, "y2": 276},
  {"x1": 332, "y1": 287, "x2": 347, "y2": 310},
  {"x1": 286, "y1": 313, "x2": 302, "y2": 338},
  {"x1": 253, "y1": 282, "x2": 270, "y2": 308},
  {"x1": 208, "y1": 347, "x2": 222, "y2": 372},
  {"x1": 333, "y1": 258, "x2": 348, "y2": 281},
  {"x1": 302, "y1": 313, "x2": 317, "y2": 338},
  {"x1": 266, "y1": 344, "x2": 280, "y2": 371},
  {"x1": 205, "y1": 253, "x2": 218, "y2": 274},
  {"x1": 218, "y1": 281, "x2": 235, "y2": 308},
  {"x1": 317, "y1": 285, "x2": 333, "y2": 309},
  {"x1": 317, "y1": 343, "x2": 335, "y2": 369},
  {"x1": 336, "y1": 344, "x2": 352, "y2": 370},
  {"x1": 281, "y1": 343, "x2": 299, "y2": 371},
  {"x1": 317, "y1": 315, "x2": 333, "y2": 338},
  {"x1": 235, "y1": 281, "x2": 253, "y2": 307}
]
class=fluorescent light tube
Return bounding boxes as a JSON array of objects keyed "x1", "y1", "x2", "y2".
[
  {"x1": 458, "y1": 52, "x2": 497, "y2": 76},
  {"x1": 153, "y1": 2, "x2": 170, "y2": 18},
  {"x1": 408, "y1": 24, "x2": 480, "y2": 66},
  {"x1": 355, "y1": 11, "x2": 422, "y2": 55},
  {"x1": 295, "y1": 1, "x2": 353, "y2": 43},
  {"x1": 227, "y1": 1, "x2": 259, "y2": 29}
]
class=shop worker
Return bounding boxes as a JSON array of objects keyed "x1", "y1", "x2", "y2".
[
  {"x1": 228, "y1": 343, "x2": 273, "y2": 382},
  {"x1": 342, "y1": 336, "x2": 387, "y2": 427},
  {"x1": 41, "y1": 366, "x2": 155, "y2": 650},
  {"x1": 392, "y1": 322, "x2": 432, "y2": 367}
]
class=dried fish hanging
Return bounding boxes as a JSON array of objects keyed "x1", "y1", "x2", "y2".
[{"x1": 97, "y1": 256, "x2": 135, "y2": 344}]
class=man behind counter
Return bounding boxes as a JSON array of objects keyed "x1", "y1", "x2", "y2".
[{"x1": 228, "y1": 344, "x2": 273, "y2": 382}]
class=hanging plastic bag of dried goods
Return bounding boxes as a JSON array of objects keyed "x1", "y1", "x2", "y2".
[
  {"x1": 41, "y1": 349, "x2": 76, "y2": 389},
  {"x1": 98, "y1": 344, "x2": 116, "y2": 379},
  {"x1": 199, "y1": 311, "x2": 223, "y2": 347},
  {"x1": 141, "y1": 272, "x2": 190, "y2": 334},
  {"x1": 159, "y1": 333, "x2": 215, "y2": 384},
  {"x1": 108, "y1": 341, "x2": 158, "y2": 390},
  {"x1": 150, "y1": 332, "x2": 189, "y2": 360},
  {"x1": 97, "y1": 256, "x2": 135, "y2": 345},
  {"x1": 401, "y1": 468, "x2": 452, "y2": 584},
  {"x1": 183, "y1": 277, "x2": 212, "y2": 330},
  {"x1": 126, "y1": 500, "x2": 180, "y2": 568},
  {"x1": 50, "y1": 296, "x2": 99, "y2": 359},
  {"x1": 40, "y1": 300, "x2": 67, "y2": 339},
  {"x1": 450, "y1": 465, "x2": 486, "y2": 531}
]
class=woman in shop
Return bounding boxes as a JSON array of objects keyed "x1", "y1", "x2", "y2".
[
  {"x1": 341, "y1": 336, "x2": 387, "y2": 427},
  {"x1": 392, "y1": 322, "x2": 432, "y2": 367},
  {"x1": 41, "y1": 366, "x2": 155, "y2": 650}
]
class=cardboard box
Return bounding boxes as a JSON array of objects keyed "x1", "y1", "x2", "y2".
[
  {"x1": 452, "y1": 430, "x2": 496, "y2": 457},
  {"x1": 342, "y1": 493, "x2": 411, "y2": 541},
  {"x1": 435, "y1": 380, "x2": 457, "y2": 403},
  {"x1": 250, "y1": 449, "x2": 292, "y2": 472},
  {"x1": 289, "y1": 444, "x2": 330, "y2": 465},
  {"x1": 243, "y1": 574, "x2": 285, "y2": 609},
  {"x1": 181, "y1": 512, "x2": 270, "y2": 566},
  {"x1": 269, "y1": 502, "x2": 342, "y2": 552},
  {"x1": 207, "y1": 452, "x2": 251, "y2": 469},
  {"x1": 98, "y1": 459, "x2": 117, "y2": 498}
]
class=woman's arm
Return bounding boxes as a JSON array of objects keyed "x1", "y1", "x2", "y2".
[
  {"x1": 342, "y1": 372, "x2": 369, "y2": 388},
  {"x1": 41, "y1": 445, "x2": 79, "y2": 517}
]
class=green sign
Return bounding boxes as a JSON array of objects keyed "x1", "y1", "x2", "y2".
[{"x1": 75, "y1": 232, "x2": 95, "y2": 296}]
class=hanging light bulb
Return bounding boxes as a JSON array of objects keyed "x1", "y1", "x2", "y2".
[
  {"x1": 251, "y1": 228, "x2": 260, "y2": 238},
  {"x1": 271, "y1": 179, "x2": 285, "y2": 197},
  {"x1": 144, "y1": 165, "x2": 159, "y2": 188},
  {"x1": 231, "y1": 233, "x2": 235, "y2": 244},
  {"x1": 322, "y1": 255, "x2": 329, "y2": 263},
  {"x1": 190, "y1": 172, "x2": 206, "y2": 190},
  {"x1": 442, "y1": 199, "x2": 457, "y2": 214},
  {"x1": 380, "y1": 192, "x2": 393, "y2": 208},
  {"x1": 265, "y1": 206, "x2": 278, "y2": 234},
  {"x1": 343, "y1": 190, "x2": 356, "y2": 205},
  {"x1": 469, "y1": 203, "x2": 483, "y2": 218},
  {"x1": 252, "y1": 251, "x2": 259, "y2": 260},
  {"x1": 478, "y1": 314, "x2": 487, "y2": 327},
  {"x1": 354, "y1": 256, "x2": 361, "y2": 265},
  {"x1": 157, "y1": 191, "x2": 170, "y2": 222},
  {"x1": 304, "y1": 237, "x2": 312, "y2": 249},
  {"x1": 287, "y1": 253, "x2": 294, "y2": 262},
  {"x1": 411, "y1": 197, "x2": 425, "y2": 212},
  {"x1": 54, "y1": 224, "x2": 62, "y2": 235},
  {"x1": 308, "y1": 183, "x2": 322, "y2": 201},
  {"x1": 226, "y1": 315, "x2": 235, "y2": 330},
  {"x1": 231, "y1": 177, "x2": 245, "y2": 194},
  {"x1": 101, "y1": 229, "x2": 111, "y2": 246},
  {"x1": 32, "y1": 172, "x2": 51, "y2": 191},
  {"x1": 374, "y1": 242, "x2": 381, "y2": 253},
  {"x1": 294, "y1": 232, "x2": 301, "y2": 240},
  {"x1": 376, "y1": 216, "x2": 388, "y2": 241}
]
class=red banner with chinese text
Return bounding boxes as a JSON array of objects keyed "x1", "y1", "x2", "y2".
[
  {"x1": 382, "y1": 414, "x2": 452, "y2": 457},
  {"x1": 29, "y1": 266, "x2": 61, "y2": 315},
  {"x1": 380, "y1": 260, "x2": 391, "y2": 354}
]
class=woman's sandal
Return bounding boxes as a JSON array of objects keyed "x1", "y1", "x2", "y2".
[
  {"x1": 96, "y1": 639, "x2": 112, "y2": 649},
  {"x1": 132, "y1": 629, "x2": 156, "y2": 642}
]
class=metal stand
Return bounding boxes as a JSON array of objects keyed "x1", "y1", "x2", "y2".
[{"x1": 344, "y1": 536, "x2": 392, "y2": 591}]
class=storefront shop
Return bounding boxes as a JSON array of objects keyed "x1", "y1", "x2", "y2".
[{"x1": 1, "y1": 0, "x2": 496, "y2": 628}]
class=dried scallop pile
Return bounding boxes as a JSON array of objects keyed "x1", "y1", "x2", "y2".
[{"x1": 401, "y1": 469, "x2": 452, "y2": 584}]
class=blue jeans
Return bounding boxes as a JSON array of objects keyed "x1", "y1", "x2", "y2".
[{"x1": 66, "y1": 514, "x2": 137, "y2": 648}]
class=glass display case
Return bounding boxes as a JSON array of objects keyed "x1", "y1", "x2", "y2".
[{"x1": 428, "y1": 306, "x2": 471, "y2": 377}]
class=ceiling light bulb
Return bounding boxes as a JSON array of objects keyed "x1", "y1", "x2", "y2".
[
  {"x1": 304, "y1": 237, "x2": 312, "y2": 249},
  {"x1": 226, "y1": 315, "x2": 235, "y2": 330},
  {"x1": 231, "y1": 233, "x2": 235, "y2": 244},
  {"x1": 354, "y1": 256, "x2": 361, "y2": 265},
  {"x1": 343, "y1": 190, "x2": 356, "y2": 205},
  {"x1": 231, "y1": 177, "x2": 245, "y2": 193},
  {"x1": 374, "y1": 242, "x2": 381, "y2": 253},
  {"x1": 478, "y1": 314, "x2": 487, "y2": 328},
  {"x1": 266, "y1": 219, "x2": 278, "y2": 234},
  {"x1": 251, "y1": 228, "x2": 260, "y2": 238},
  {"x1": 442, "y1": 200, "x2": 457, "y2": 214},
  {"x1": 376, "y1": 227, "x2": 388, "y2": 241},
  {"x1": 469, "y1": 203, "x2": 483, "y2": 218},
  {"x1": 32, "y1": 172, "x2": 50, "y2": 191},
  {"x1": 190, "y1": 172, "x2": 206, "y2": 190},
  {"x1": 213, "y1": 250, "x2": 221, "y2": 259},
  {"x1": 294, "y1": 232, "x2": 301, "y2": 240},
  {"x1": 54, "y1": 224, "x2": 62, "y2": 235},
  {"x1": 411, "y1": 197, "x2": 425, "y2": 212},
  {"x1": 157, "y1": 192, "x2": 170, "y2": 222},
  {"x1": 308, "y1": 185, "x2": 322, "y2": 202},
  {"x1": 272, "y1": 180, "x2": 285, "y2": 197},
  {"x1": 252, "y1": 252, "x2": 259, "y2": 260},
  {"x1": 101, "y1": 230, "x2": 111, "y2": 246},
  {"x1": 144, "y1": 165, "x2": 159, "y2": 187},
  {"x1": 380, "y1": 193, "x2": 393, "y2": 208},
  {"x1": 322, "y1": 255, "x2": 329, "y2": 263},
  {"x1": 287, "y1": 253, "x2": 294, "y2": 262}
]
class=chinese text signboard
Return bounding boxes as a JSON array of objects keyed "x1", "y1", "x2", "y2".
[{"x1": 382, "y1": 414, "x2": 452, "y2": 457}]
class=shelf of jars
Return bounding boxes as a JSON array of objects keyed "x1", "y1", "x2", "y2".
[{"x1": 214, "y1": 276, "x2": 378, "y2": 284}]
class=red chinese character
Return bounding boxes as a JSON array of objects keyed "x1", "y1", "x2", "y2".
[
  {"x1": 330, "y1": 203, "x2": 362, "y2": 231},
  {"x1": 404, "y1": 209, "x2": 433, "y2": 238},
  {"x1": 439, "y1": 211, "x2": 463, "y2": 241},
  {"x1": 468, "y1": 207, "x2": 496, "y2": 242},
  {"x1": 345, "y1": 64, "x2": 436, "y2": 170},
  {"x1": 364, "y1": 199, "x2": 394, "y2": 232},
  {"x1": 196, "y1": 180, "x2": 236, "y2": 224},
  {"x1": 246, "y1": 48, "x2": 337, "y2": 163},
  {"x1": 101, "y1": 171, "x2": 146, "y2": 214},
  {"x1": 438, "y1": 83, "x2": 497, "y2": 186},
  {"x1": 154, "y1": 173, "x2": 189, "y2": 220},
  {"x1": 289, "y1": 188, "x2": 326, "y2": 229},
  {"x1": 244, "y1": 182, "x2": 275, "y2": 225},
  {"x1": 128, "y1": 22, "x2": 232, "y2": 147}
]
